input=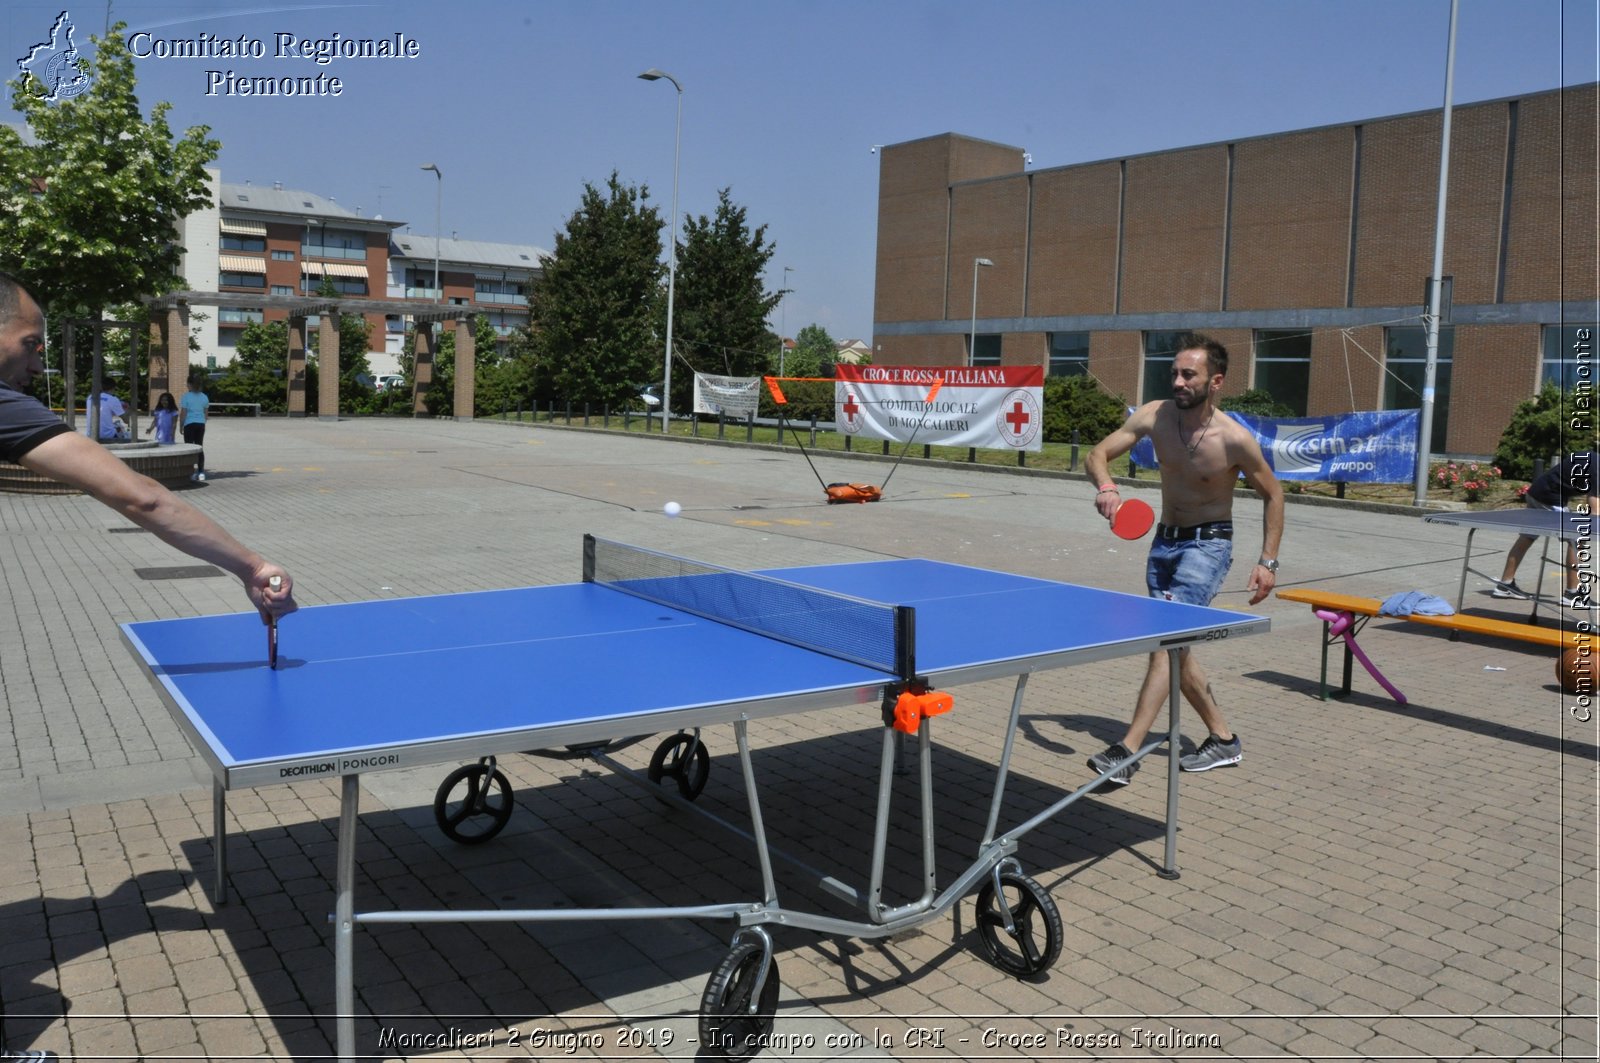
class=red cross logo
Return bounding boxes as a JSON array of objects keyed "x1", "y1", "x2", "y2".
[
  {"x1": 1004, "y1": 401, "x2": 1030, "y2": 436},
  {"x1": 842, "y1": 392, "x2": 860, "y2": 423}
]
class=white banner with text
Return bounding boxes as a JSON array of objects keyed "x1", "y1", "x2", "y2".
[
  {"x1": 692, "y1": 373, "x2": 761, "y2": 418},
  {"x1": 833, "y1": 364, "x2": 1045, "y2": 451}
]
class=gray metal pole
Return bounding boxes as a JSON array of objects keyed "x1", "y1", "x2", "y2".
[{"x1": 1413, "y1": 0, "x2": 1459, "y2": 506}]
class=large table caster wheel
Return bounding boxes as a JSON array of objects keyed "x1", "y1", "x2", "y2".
[
  {"x1": 433, "y1": 759, "x2": 513, "y2": 844},
  {"x1": 648, "y1": 731, "x2": 710, "y2": 799},
  {"x1": 975, "y1": 868, "x2": 1062, "y2": 976},
  {"x1": 699, "y1": 939, "x2": 780, "y2": 1061}
]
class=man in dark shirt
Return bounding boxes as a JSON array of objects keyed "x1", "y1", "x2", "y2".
[
  {"x1": 1, "y1": 272, "x2": 296, "y2": 1063},
  {"x1": 1493, "y1": 451, "x2": 1597, "y2": 607}
]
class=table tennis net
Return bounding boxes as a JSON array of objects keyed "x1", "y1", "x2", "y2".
[{"x1": 585, "y1": 536, "x2": 912, "y2": 678}]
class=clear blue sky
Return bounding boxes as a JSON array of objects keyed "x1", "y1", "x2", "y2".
[{"x1": 4, "y1": 0, "x2": 1596, "y2": 344}]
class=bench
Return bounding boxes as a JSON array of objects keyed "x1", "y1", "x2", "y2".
[
  {"x1": 1276, "y1": 586, "x2": 1592, "y2": 704},
  {"x1": 207, "y1": 402, "x2": 261, "y2": 416}
]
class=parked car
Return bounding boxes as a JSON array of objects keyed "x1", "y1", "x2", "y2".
[{"x1": 374, "y1": 374, "x2": 405, "y2": 393}]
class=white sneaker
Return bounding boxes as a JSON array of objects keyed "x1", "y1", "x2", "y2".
[{"x1": 191, "y1": 471, "x2": 206, "y2": 482}]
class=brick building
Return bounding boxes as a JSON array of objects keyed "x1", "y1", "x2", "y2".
[{"x1": 872, "y1": 83, "x2": 1598, "y2": 455}]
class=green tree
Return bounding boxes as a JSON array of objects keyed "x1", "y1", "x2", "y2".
[
  {"x1": 215, "y1": 320, "x2": 290, "y2": 412},
  {"x1": 1040, "y1": 375, "x2": 1129, "y2": 445},
  {"x1": 785, "y1": 324, "x2": 837, "y2": 379},
  {"x1": 529, "y1": 173, "x2": 663, "y2": 408},
  {"x1": 0, "y1": 22, "x2": 219, "y2": 333},
  {"x1": 674, "y1": 188, "x2": 781, "y2": 402},
  {"x1": 421, "y1": 315, "x2": 503, "y2": 417},
  {"x1": 1494, "y1": 384, "x2": 1596, "y2": 479}
]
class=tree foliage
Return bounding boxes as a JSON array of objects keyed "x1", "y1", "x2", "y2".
[
  {"x1": 1040, "y1": 374, "x2": 1129, "y2": 445},
  {"x1": 0, "y1": 22, "x2": 219, "y2": 323},
  {"x1": 673, "y1": 188, "x2": 781, "y2": 402},
  {"x1": 1494, "y1": 384, "x2": 1597, "y2": 479},
  {"x1": 784, "y1": 324, "x2": 837, "y2": 380},
  {"x1": 528, "y1": 173, "x2": 663, "y2": 408},
  {"x1": 419, "y1": 315, "x2": 505, "y2": 417}
]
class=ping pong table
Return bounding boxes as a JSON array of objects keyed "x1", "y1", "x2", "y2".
[
  {"x1": 1423, "y1": 507, "x2": 1595, "y2": 621},
  {"x1": 122, "y1": 536, "x2": 1268, "y2": 1061}
]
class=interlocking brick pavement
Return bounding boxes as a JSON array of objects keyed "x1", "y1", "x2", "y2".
[{"x1": 0, "y1": 416, "x2": 1593, "y2": 1060}]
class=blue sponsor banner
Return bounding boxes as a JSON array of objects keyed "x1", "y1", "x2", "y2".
[{"x1": 1129, "y1": 409, "x2": 1419, "y2": 482}]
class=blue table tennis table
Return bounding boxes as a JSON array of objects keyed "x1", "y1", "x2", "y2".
[
  {"x1": 122, "y1": 536, "x2": 1269, "y2": 1061},
  {"x1": 1423, "y1": 507, "x2": 1596, "y2": 621}
]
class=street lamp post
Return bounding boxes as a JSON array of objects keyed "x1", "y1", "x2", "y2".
[
  {"x1": 420, "y1": 164, "x2": 442, "y2": 304},
  {"x1": 969, "y1": 257, "x2": 993, "y2": 367},
  {"x1": 638, "y1": 68, "x2": 682, "y2": 434},
  {"x1": 779, "y1": 265, "x2": 792, "y2": 376}
]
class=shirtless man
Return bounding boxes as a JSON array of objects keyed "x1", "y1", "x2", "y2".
[{"x1": 1081, "y1": 333, "x2": 1284, "y2": 787}]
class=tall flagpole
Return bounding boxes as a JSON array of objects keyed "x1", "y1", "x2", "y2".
[{"x1": 1413, "y1": 0, "x2": 1459, "y2": 506}]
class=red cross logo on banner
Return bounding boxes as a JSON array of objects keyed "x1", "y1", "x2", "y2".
[{"x1": 994, "y1": 389, "x2": 1041, "y2": 448}]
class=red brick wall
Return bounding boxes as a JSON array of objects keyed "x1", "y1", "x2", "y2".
[
  {"x1": 1027, "y1": 163, "x2": 1120, "y2": 316},
  {"x1": 1448, "y1": 324, "x2": 1540, "y2": 453},
  {"x1": 1504, "y1": 85, "x2": 1599, "y2": 302},
  {"x1": 1120, "y1": 146, "x2": 1228, "y2": 313},
  {"x1": 950, "y1": 176, "x2": 1028, "y2": 321},
  {"x1": 1090, "y1": 330, "x2": 1142, "y2": 404},
  {"x1": 1307, "y1": 325, "x2": 1385, "y2": 414},
  {"x1": 1227, "y1": 128, "x2": 1353, "y2": 310},
  {"x1": 1351, "y1": 113, "x2": 1440, "y2": 307}
]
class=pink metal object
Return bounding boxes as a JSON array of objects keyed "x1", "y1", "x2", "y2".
[{"x1": 1314, "y1": 608, "x2": 1407, "y2": 705}]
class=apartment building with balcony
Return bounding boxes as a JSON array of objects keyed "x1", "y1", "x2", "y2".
[{"x1": 385, "y1": 234, "x2": 548, "y2": 362}]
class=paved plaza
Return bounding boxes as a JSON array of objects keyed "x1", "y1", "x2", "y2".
[{"x1": 0, "y1": 415, "x2": 1594, "y2": 1061}]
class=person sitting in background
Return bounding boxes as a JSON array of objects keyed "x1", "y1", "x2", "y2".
[
  {"x1": 84, "y1": 388, "x2": 126, "y2": 441},
  {"x1": 1493, "y1": 450, "x2": 1597, "y2": 608}
]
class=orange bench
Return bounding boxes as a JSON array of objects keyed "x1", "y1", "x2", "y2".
[{"x1": 1276, "y1": 587, "x2": 1591, "y2": 702}]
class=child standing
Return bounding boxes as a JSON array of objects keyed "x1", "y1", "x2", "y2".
[{"x1": 152, "y1": 392, "x2": 178, "y2": 445}]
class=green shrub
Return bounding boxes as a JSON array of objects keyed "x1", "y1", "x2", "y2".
[
  {"x1": 1494, "y1": 384, "x2": 1597, "y2": 479},
  {"x1": 1040, "y1": 375, "x2": 1129, "y2": 445},
  {"x1": 1220, "y1": 387, "x2": 1295, "y2": 418}
]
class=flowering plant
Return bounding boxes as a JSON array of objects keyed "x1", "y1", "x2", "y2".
[{"x1": 1431, "y1": 460, "x2": 1503, "y2": 502}]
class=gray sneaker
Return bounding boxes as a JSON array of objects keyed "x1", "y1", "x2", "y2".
[
  {"x1": 1491, "y1": 580, "x2": 1531, "y2": 600},
  {"x1": 1180, "y1": 734, "x2": 1242, "y2": 773},
  {"x1": 1086, "y1": 742, "x2": 1138, "y2": 787}
]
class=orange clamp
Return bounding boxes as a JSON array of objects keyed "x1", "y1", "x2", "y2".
[{"x1": 892, "y1": 690, "x2": 954, "y2": 734}]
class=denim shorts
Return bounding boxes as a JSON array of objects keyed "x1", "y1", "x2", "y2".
[{"x1": 1147, "y1": 536, "x2": 1234, "y2": 606}]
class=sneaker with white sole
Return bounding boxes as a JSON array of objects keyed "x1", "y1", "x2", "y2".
[
  {"x1": 1179, "y1": 734, "x2": 1242, "y2": 773},
  {"x1": 1562, "y1": 588, "x2": 1591, "y2": 608},
  {"x1": 1491, "y1": 580, "x2": 1531, "y2": 600},
  {"x1": 1086, "y1": 742, "x2": 1138, "y2": 788},
  {"x1": 1, "y1": 1050, "x2": 61, "y2": 1061}
]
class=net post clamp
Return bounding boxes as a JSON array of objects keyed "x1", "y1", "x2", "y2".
[{"x1": 883, "y1": 683, "x2": 954, "y2": 734}]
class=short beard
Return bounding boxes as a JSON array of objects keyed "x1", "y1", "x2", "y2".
[{"x1": 1173, "y1": 389, "x2": 1208, "y2": 411}]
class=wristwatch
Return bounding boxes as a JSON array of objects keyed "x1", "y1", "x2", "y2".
[{"x1": 1258, "y1": 558, "x2": 1280, "y2": 574}]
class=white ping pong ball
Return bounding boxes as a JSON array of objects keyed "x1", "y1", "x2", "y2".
[{"x1": 663, "y1": 501, "x2": 682, "y2": 517}]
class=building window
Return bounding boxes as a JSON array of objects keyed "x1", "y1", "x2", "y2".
[
  {"x1": 474, "y1": 277, "x2": 527, "y2": 305},
  {"x1": 1384, "y1": 325, "x2": 1453, "y2": 452},
  {"x1": 1542, "y1": 324, "x2": 1599, "y2": 392},
  {"x1": 271, "y1": 285, "x2": 294, "y2": 296},
  {"x1": 1048, "y1": 332, "x2": 1090, "y2": 378},
  {"x1": 1141, "y1": 330, "x2": 1190, "y2": 403},
  {"x1": 217, "y1": 307, "x2": 264, "y2": 325},
  {"x1": 220, "y1": 234, "x2": 265, "y2": 252},
  {"x1": 219, "y1": 270, "x2": 265, "y2": 289},
  {"x1": 1253, "y1": 330, "x2": 1312, "y2": 415},
  {"x1": 969, "y1": 334, "x2": 1001, "y2": 366},
  {"x1": 302, "y1": 274, "x2": 367, "y2": 296},
  {"x1": 271, "y1": 249, "x2": 295, "y2": 261},
  {"x1": 302, "y1": 227, "x2": 368, "y2": 260}
]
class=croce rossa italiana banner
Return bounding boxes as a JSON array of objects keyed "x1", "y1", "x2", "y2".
[{"x1": 833, "y1": 365, "x2": 1045, "y2": 451}]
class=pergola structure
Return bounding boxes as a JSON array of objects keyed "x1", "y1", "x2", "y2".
[{"x1": 140, "y1": 292, "x2": 481, "y2": 420}]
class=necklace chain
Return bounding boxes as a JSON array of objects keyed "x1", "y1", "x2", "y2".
[{"x1": 1181, "y1": 407, "x2": 1215, "y2": 458}]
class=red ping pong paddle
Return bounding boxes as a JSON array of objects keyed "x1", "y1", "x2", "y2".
[{"x1": 1111, "y1": 497, "x2": 1155, "y2": 540}]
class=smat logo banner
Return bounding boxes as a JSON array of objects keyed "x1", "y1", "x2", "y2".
[
  {"x1": 1130, "y1": 409, "x2": 1419, "y2": 481},
  {"x1": 833, "y1": 365, "x2": 1044, "y2": 451}
]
